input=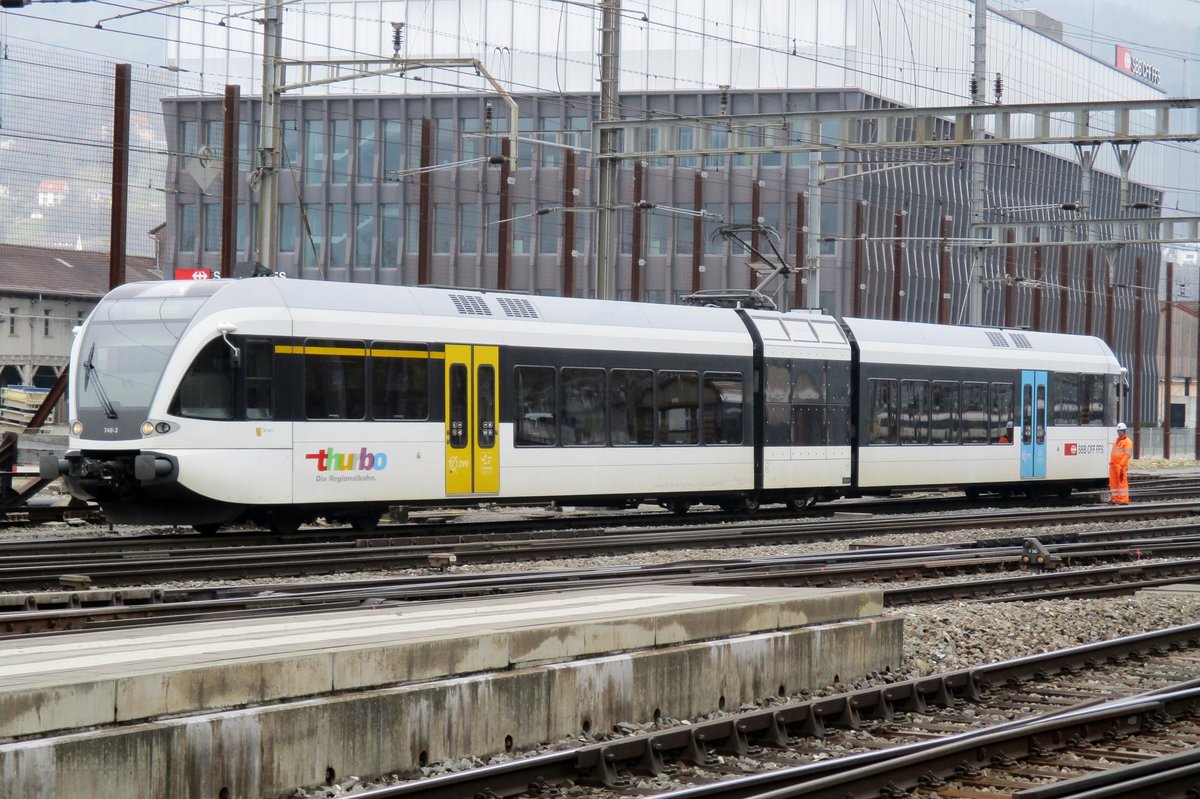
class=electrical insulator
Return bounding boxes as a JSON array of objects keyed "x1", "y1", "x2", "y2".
[
  {"x1": 719, "y1": 85, "x2": 730, "y2": 116},
  {"x1": 484, "y1": 101, "x2": 493, "y2": 132},
  {"x1": 391, "y1": 22, "x2": 405, "y2": 55},
  {"x1": 993, "y1": 72, "x2": 1003, "y2": 103},
  {"x1": 969, "y1": 76, "x2": 978, "y2": 100}
]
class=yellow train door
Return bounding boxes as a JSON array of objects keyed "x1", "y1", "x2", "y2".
[{"x1": 444, "y1": 344, "x2": 500, "y2": 496}]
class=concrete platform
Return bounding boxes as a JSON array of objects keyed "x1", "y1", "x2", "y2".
[{"x1": 0, "y1": 585, "x2": 901, "y2": 799}]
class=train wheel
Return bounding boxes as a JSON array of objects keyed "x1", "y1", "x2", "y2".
[
  {"x1": 267, "y1": 513, "x2": 302, "y2": 535},
  {"x1": 192, "y1": 523, "x2": 220, "y2": 535},
  {"x1": 665, "y1": 500, "x2": 691, "y2": 516},
  {"x1": 350, "y1": 512, "x2": 382, "y2": 532},
  {"x1": 720, "y1": 495, "x2": 759, "y2": 514},
  {"x1": 787, "y1": 492, "x2": 817, "y2": 513}
]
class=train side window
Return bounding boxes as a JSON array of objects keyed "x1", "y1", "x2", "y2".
[
  {"x1": 791, "y1": 361, "x2": 824, "y2": 402},
  {"x1": 370, "y1": 344, "x2": 429, "y2": 420},
  {"x1": 657, "y1": 371, "x2": 699, "y2": 445},
  {"x1": 1021, "y1": 384, "x2": 1033, "y2": 445},
  {"x1": 899, "y1": 380, "x2": 930, "y2": 445},
  {"x1": 514, "y1": 366, "x2": 557, "y2": 446},
  {"x1": 702, "y1": 372, "x2": 743, "y2": 445},
  {"x1": 961, "y1": 382, "x2": 989, "y2": 444},
  {"x1": 244, "y1": 339, "x2": 273, "y2": 420},
  {"x1": 931, "y1": 381, "x2": 959, "y2": 444},
  {"x1": 867, "y1": 378, "x2": 897, "y2": 445},
  {"x1": 1052, "y1": 373, "x2": 1080, "y2": 426},
  {"x1": 765, "y1": 360, "x2": 790, "y2": 403},
  {"x1": 991, "y1": 382, "x2": 1014, "y2": 443},
  {"x1": 170, "y1": 337, "x2": 235, "y2": 420},
  {"x1": 610, "y1": 369, "x2": 654, "y2": 445},
  {"x1": 1081, "y1": 374, "x2": 1105, "y2": 426},
  {"x1": 560, "y1": 368, "x2": 606, "y2": 446},
  {"x1": 304, "y1": 339, "x2": 366, "y2": 420},
  {"x1": 826, "y1": 359, "x2": 850, "y2": 404},
  {"x1": 478, "y1": 364, "x2": 496, "y2": 448}
]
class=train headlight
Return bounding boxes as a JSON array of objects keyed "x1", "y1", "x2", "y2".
[
  {"x1": 141, "y1": 420, "x2": 173, "y2": 436},
  {"x1": 70, "y1": 420, "x2": 82, "y2": 437},
  {"x1": 141, "y1": 421, "x2": 155, "y2": 436},
  {"x1": 156, "y1": 422, "x2": 171, "y2": 434}
]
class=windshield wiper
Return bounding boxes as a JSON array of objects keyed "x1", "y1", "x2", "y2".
[{"x1": 83, "y1": 343, "x2": 118, "y2": 420}]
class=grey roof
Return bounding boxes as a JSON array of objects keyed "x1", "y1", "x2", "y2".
[{"x1": 0, "y1": 243, "x2": 160, "y2": 300}]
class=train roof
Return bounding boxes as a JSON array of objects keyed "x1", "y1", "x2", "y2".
[
  {"x1": 100, "y1": 278, "x2": 756, "y2": 338},
  {"x1": 841, "y1": 316, "x2": 1123, "y2": 372}
]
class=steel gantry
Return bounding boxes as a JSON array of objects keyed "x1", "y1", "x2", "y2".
[{"x1": 590, "y1": 97, "x2": 1200, "y2": 320}]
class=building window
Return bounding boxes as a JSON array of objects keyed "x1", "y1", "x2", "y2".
[
  {"x1": 330, "y1": 118, "x2": 350, "y2": 185},
  {"x1": 459, "y1": 204, "x2": 479, "y2": 254},
  {"x1": 203, "y1": 202, "x2": 220, "y2": 252},
  {"x1": 383, "y1": 120, "x2": 403, "y2": 179},
  {"x1": 178, "y1": 204, "x2": 197, "y2": 253},
  {"x1": 301, "y1": 205, "x2": 324, "y2": 269},
  {"x1": 304, "y1": 119, "x2": 325, "y2": 185},
  {"x1": 356, "y1": 119, "x2": 377, "y2": 183},
  {"x1": 7, "y1": 308, "x2": 15, "y2": 336},
  {"x1": 540, "y1": 116, "x2": 561, "y2": 168},
  {"x1": 462, "y1": 117, "x2": 482, "y2": 162},
  {"x1": 405, "y1": 205, "x2": 420, "y2": 254},
  {"x1": 433, "y1": 204, "x2": 452, "y2": 254},
  {"x1": 43, "y1": 309, "x2": 51, "y2": 337},
  {"x1": 381, "y1": 204, "x2": 400, "y2": 268},
  {"x1": 329, "y1": 203, "x2": 350, "y2": 267},
  {"x1": 279, "y1": 204, "x2": 298, "y2": 256},
  {"x1": 354, "y1": 204, "x2": 375, "y2": 269}
]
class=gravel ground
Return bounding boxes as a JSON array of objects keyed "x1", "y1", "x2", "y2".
[{"x1": 12, "y1": 468, "x2": 1200, "y2": 798}]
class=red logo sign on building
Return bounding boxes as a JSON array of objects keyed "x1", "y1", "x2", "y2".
[
  {"x1": 175, "y1": 268, "x2": 213, "y2": 280},
  {"x1": 1115, "y1": 45, "x2": 1161, "y2": 85}
]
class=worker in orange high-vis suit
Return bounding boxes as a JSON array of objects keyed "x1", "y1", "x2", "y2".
[{"x1": 1109, "y1": 422, "x2": 1133, "y2": 504}]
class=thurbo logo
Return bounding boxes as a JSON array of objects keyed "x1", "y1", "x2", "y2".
[{"x1": 305, "y1": 447, "x2": 389, "y2": 472}]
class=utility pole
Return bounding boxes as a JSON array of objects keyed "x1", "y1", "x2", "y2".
[
  {"x1": 254, "y1": 0, "x2": 283, "y2": 276},
  {"x1": 595, "y1": 0, "x2": 621, "y2": 300},
  {"x1": 965, "y1": 0, "x2": 987, "y2": 325}
]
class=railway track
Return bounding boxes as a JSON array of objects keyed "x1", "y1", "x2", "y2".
[
  {"x1": 7, "y1": 526, "x2": 1200, "y2": 635},
  {"x1": 340, "y1": 623, "x2": 1200, "y2": 799}
]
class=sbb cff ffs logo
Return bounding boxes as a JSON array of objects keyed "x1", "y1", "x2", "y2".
[{"x1": 174, "y1": 268, "x2": 218, "y2": 280}]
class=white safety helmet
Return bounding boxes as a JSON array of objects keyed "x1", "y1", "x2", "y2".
[{"x1": 1116, "y1": 422, "x2": 1127, "y2": 431}]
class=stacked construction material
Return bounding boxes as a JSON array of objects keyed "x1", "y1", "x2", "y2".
[{"x1": 0, "y1": 385, "x2": 51, "y2": 432}]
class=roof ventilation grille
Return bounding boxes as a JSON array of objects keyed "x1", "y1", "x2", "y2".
[
  {"x1": 1010, "y1": 333, "x2": 1033, "y2": 349},
  {"x1": 985, "y1": 331, "x2": 1010, "y2": 347},
  {"x1": 449, "y1": 294, "x2": 493, "y2": 316},
  {"x1": 497, "y1": 296, "x2": 539, "y2": 319}
]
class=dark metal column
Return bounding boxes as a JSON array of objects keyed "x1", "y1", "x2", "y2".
[
  {"x1": 418, "y1": 118, "x2": 433, "y2": 287},
  {"x1": 109, "y1": 63, "x2": 131, "y2": 290},
  {"x1": 938, "y1": 215, "x2": 951, "y2": 325},
  {"x1": 1164, "y1": 261, "x2": 1174, "y2": 460},
  {"x1": 692, "y1": 173, "x2": 703, "y2": 295},
  {"x1": 891, "y1": 210, "x2": 904, "y2": 321},
  {"x1": 852, "y1": 199, "x2": 864, "y2": 317},
  {"x1": 1133, "y1": 257, "x2": 1143, "y2": 458},
  {"x1": 1085, "y1": 249, "x2": 1096, "y2": 336},
  {"x1": 562, "y1": 148, "x2": 576, "y2": 298},
  {"x1": 630, "y1": 161, "x2": 643, "y2": 302},
  {"x1": 794, "y1": 192, "x2": 806, "y2": 310},
  {"x1": 1031, "y1": 235, "x2": 1043, "y2": 330},
  {"x1": 497, "y1": 136, "x2": 512, "y2": 291},
  {"x1": 1004, "y1": 229, "x2": 1015, "y2": 328},
  {"x1": 221, "y1": 84, "x2": 241, "y2": 278},
  {"x1": 1058, "y1": 244, "x2": 1069, "y2": 334}
]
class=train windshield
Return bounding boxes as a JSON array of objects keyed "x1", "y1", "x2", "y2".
[{"x1": 76, "y1": 295, "x2": 208, "y2": 416}]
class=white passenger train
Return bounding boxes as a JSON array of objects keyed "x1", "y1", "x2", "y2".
[{"x1": 43, "y1": 278, "x2": 1125, "y2": 533}]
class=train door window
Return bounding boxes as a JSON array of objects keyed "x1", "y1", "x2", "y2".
[
  {"x1": 790, "y1": 360, "x2": 825, "y2": 446},
  {"x1": 1021, "y1": 384, "x2": 1033, "y2": 445},
  {"x1": 867, "y1": 379, "x2": 897, "y2": 445},
  {"x1": 170, "y1": 337, "x2": 235, "y2": 420},
  {"x1": 657, "y1": 371, "x2": 699, "y2": 445},
  {"x1": 899, "y1": 380, "x2": 930, "y2": 445},
  {"x1": 1052, "y1": 373, "x2": 1080, "y2": 426},
  {"x1": 610, "y1": 369, "x2": 654, "y2": 445},
  {"x1": 477, "y1": 364, "x2": 496, "y2": 448},
  {"x1": 1036, "y1": 383, "x2": 1046, "y2": 445},
  {"x1": 702, "y1": 372, "x2": 743, "y2": 445},
  {"x1": 826, "y1": 403, "x2": 850, "y2": 447},
  {"x1": 244, "y1": 339, "x2": 273, "y2": 420},
  {"x1": 1081, "y1": 374, "x2": 1105, "y2": 426},
  {"x1": 304, "y1": 340, "x2": 366, "y2": 420},
  {"x1": 370, "y1": 344, "x2": 429, "y2": 419},
  {"x1": 961, "y1": 382, "x2": 989, "y2": 444},
  {"x1": 931, "y1": 381, "x2": 959, "y2": 445},
  {"x1": 991, "y1": 383, "x2": 1014, "y2": 443},
  {"x1": 448, "y1": 363, "x2": 468, "y2": 448},
  {"x1": 515, "y1": 366, "x2": 557, "y2": 446},
  {"x1": 560, "y1": 368, "x2": 606, "y2": 446}
]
